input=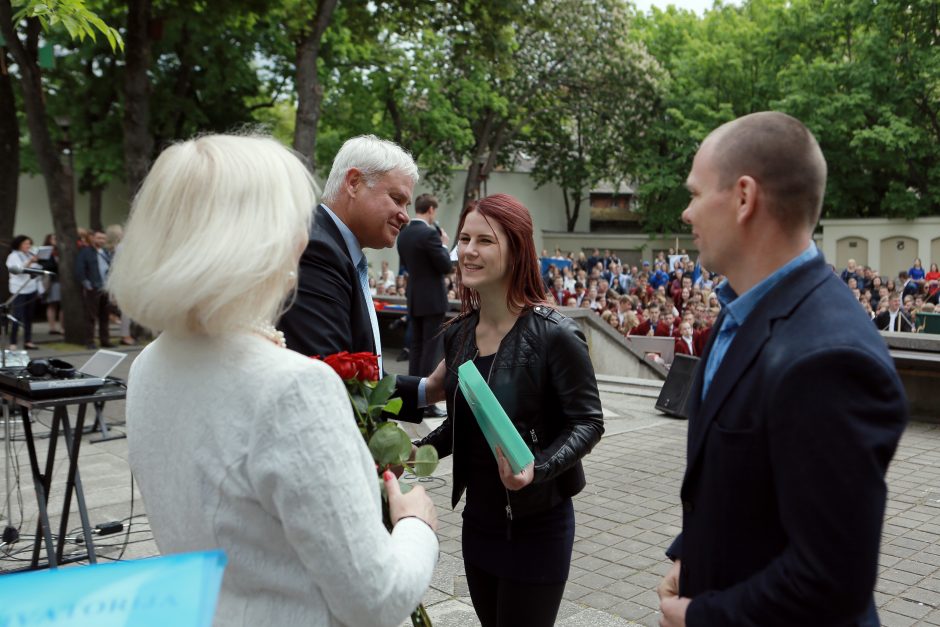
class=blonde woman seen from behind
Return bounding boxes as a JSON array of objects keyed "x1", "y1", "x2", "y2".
[{"x1": 109, "y1": 134, "x2": 438, "y2": 627}]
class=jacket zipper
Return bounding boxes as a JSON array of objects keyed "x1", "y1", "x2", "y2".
[{"x1": 480, "y1": 350, "x2": 515, "y2": 541}]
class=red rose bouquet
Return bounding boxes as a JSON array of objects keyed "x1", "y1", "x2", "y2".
[{"x1": 316, "y1": 351, "x2": 438, "y2": 627}]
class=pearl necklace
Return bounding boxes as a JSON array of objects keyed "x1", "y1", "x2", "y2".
[{"x1": 251, "y1": 320, "x2": 286, "y2": 349}]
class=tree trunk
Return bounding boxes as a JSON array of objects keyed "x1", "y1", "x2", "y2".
[
  {"x1": 462, "y1": 159, "x2": 483, "y2": 209},
  {"x1": 462, "y1": 115, "x2": 514, "y2": 209},
  {"x1": 385, "y1": 91, "x2": 403, "y2": 145},
  {"x1": 567, "y1": 115, "x2": 584, "y2": 232},
  {"x1": 0, "y1": 2, "x2": 83, "y2": 344},
  {"x1": 562, "y1": 187, "x2": 572, "y2": 233},
  {"x1": 567, "y1": 191, "x2": 581, "y2": 232},
  {"x1": 292, "y1": 0, "x2": 338, "y2": 168},
  {"x1": 462, "y1": 112, "x2": 497, "y2": 208},
  {"x1": 122, "y1": 0, "x2": 153, "y2": 199},
  {"x1": 0, "y1": 49, "x2": 18, "y2": 302},
  {"x1": 162, "y1": 23, "x2": 193, "y2": 142}
]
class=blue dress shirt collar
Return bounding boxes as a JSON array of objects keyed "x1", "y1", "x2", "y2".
[{"x1": 321, "y1": 204, "x2": 364, "y2": 269}]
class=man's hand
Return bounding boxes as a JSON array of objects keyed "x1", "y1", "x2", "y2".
[
  {"x1": 658, "y1": 559, "x2": 681, "y2": 600},
  {"x1": 439, "y1": 227, "x2": 450, "y2": 247},
  {"x1": 425, "y1": 359, "x2": 446, "y2": 405},
  {"x1": 658, "y1": 560, "x2": 690, "y2": 627},
  {"x1": 496, "y1": 446, "x2": 534, "y2": 491},
  {"x1": 660, "y1": 596, "x2": 690, "y2": 627}
]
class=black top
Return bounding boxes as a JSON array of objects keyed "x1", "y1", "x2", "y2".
[
  {"x1": 458, "y1": 352, "x2": 575, "y2": 584},
  {"x1": 461, "y1": 353, "x2": 505, "y2": 522},
  {"x1": 417, "y1": 306, "x2": 604, "y2": 516}
]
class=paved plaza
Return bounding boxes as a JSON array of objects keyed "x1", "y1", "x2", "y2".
[{"x1": 1, "y1": 336, "x2": 938, "y2": 626}]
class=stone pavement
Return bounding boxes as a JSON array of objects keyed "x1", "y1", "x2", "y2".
[{"x1": 1, "y1": 332, "x2": 939, "y2": 626}]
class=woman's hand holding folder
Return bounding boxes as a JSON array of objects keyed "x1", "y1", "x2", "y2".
[{"x1": 496, "y1": 446, "x2": 534, "y2": 491}]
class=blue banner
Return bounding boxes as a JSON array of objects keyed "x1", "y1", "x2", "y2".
[
  {"x1": 0, "y1": 550, "x2": 227, "y2": 627},
  {"x1": 540, "y1": 257, "x2": 572, "y2": 275}
]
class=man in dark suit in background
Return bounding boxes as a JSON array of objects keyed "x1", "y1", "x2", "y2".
[
  {"x1": 873, "y1": 293, "x2": 913, "y2": 332},
  {"x1": 657, "y1": 112, "x2": 908, "y2": 626},
  {"x1": 278, "y1": 135, "x2": 444, "y2": 421},
  {"x1": 396, "y1": 194, "x2": 453, "y2": 384},
  {"x1": 74, "y1": 230, "x2": 112, "y2": 349}
]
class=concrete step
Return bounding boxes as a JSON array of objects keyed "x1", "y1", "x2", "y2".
[{"x1": 596, "y1": 374, "x2": 664, "y2": 399}]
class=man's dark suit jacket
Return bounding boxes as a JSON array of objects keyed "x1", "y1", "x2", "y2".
[
  {"x1": 279, "y1": 205, "x2": 422, "y2": 422},
  {"x1": 395, "y1": 219, "x2": 452, "y2": 317},
  {"x1": 873, "y1": 309, "x2": 913, "y2": 333},
  {"x1": 667, "y1": 254, "x2": 908, "y2": 626},
  {"x1": 74, "y1": 246, "x2": 106, "y2": 289}
]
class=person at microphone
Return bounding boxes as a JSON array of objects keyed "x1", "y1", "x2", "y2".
[
  {"x1": 39, "y1": 234, "x2": 64, "y2": 335},
  {"x1": 109, "y1": 134, "x2": 439, "y2": 627},
  {"x1": 5, "y1": 235, "x2": 41, "y2": 350}
]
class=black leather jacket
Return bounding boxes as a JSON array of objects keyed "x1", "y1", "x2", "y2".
[{"x1": 415, "y1": 305, "x2": 604, "y2": 518}]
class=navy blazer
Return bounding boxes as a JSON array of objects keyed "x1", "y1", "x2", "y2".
[
  {"x1": 279, "y1": 205, "x2": 422, "y2": 422},
  {"x1": 396, "y1": 219, "x2": 453, "y2": 317},
  {"x1": 668, "y1": 254, "x2": 908, "y2": 626},
  {"x1": 74, "y1": 246, "x2": 107, "y2": 289}
]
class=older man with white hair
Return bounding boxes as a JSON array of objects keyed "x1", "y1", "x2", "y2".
[{"x1": 279, "y1": 135, "x2": 442, "y2": 421}]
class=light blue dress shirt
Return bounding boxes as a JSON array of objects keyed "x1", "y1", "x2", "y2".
[
  {"x1": 701, "y1": 242, "x2": 819, "y2": 399},
  {"x1": 321, "y1": 205, "x2": 383, "y2": 374}
]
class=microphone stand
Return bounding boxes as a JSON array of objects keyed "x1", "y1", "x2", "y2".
[{"x1": 1, "y1": 274, "x2": 40, "y2": 545}]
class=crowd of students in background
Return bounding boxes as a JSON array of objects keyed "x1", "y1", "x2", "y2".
[
  {"x1": 377, "y1": 246, "x2": 937, "y2": 373},
  {"x1": 539, "y1": 248, "x2": 721, "y2": 361},
  {"x1": 841, "y1": 257, "x2": 939, "y2": 333},
  {"x1": 380, "y1": 246, "x2": 723, "y2": 365}
]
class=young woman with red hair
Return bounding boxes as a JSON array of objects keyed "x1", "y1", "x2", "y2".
[{"x1": 415, "y1": 194, "x2": 604, "y2": 626}]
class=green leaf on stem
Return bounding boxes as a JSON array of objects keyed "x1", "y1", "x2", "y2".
[
  {"x1": 372, "y1": 397, "x2": 402, "y2": 416},
  {"x1": 368, "y1": 423, "x2": 413, "y2": 466},
  {"x1": 412, "y1": 445, "x2": 439, "y2": 477},
  {"x1": 370, "y1": 374, "x2": 397, "y2": 409},
  {"x1": 348, "y1": 390, "x2": 369, "y2": 415}
]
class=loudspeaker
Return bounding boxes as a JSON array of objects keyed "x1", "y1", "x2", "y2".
[{"x1": 656, "y1": 354, "x2": 700, "y2": 419}]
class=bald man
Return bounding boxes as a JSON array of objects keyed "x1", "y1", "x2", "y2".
[{"x1": 656, "y1": 112, "x2": 908, "y2": 626}]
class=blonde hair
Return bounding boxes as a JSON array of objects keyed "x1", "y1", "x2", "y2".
[
  {"x1": 105, "y1": 224, "x2": 124, "y2": 249},
  {"x1": 622, "y1": 311, "x2": 640, "y2": 332},
  {"x1": 109, "y1": 134, "x2": 317, "y2": 335}
]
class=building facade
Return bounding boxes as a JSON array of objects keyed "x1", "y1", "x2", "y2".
[
  {"x1": 13, "y1": 173, "x2": 940, "y2": 280},
  {"x1": 820, "y1": 218, "x2": 940, "y2": 279}
]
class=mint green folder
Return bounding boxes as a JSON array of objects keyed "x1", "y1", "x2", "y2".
[{"x1": 457, "y1": 360, "x2": 535, "y2": 474}]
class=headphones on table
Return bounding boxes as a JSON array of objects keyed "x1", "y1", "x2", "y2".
[{"x1": 26, "y1": 358, "x2": 77, "y2": 379}]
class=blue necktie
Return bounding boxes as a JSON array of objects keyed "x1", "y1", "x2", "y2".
[{"x1": 356, "y1": 257, "x2": 383, "y2": 373}]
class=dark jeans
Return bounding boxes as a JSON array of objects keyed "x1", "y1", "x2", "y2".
[
  {"x1": 83, "y1": 288, "x2": 110, "y2": 346},
  {"x1": 464, "y1": 560, "x2": 567, "y2": 627},
  {"x1": 408, "y1": 313, "x2": 444, "y2": 377},
  {"x1": 9, "y1": 292, "x2": 36, "y2": 345}
]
